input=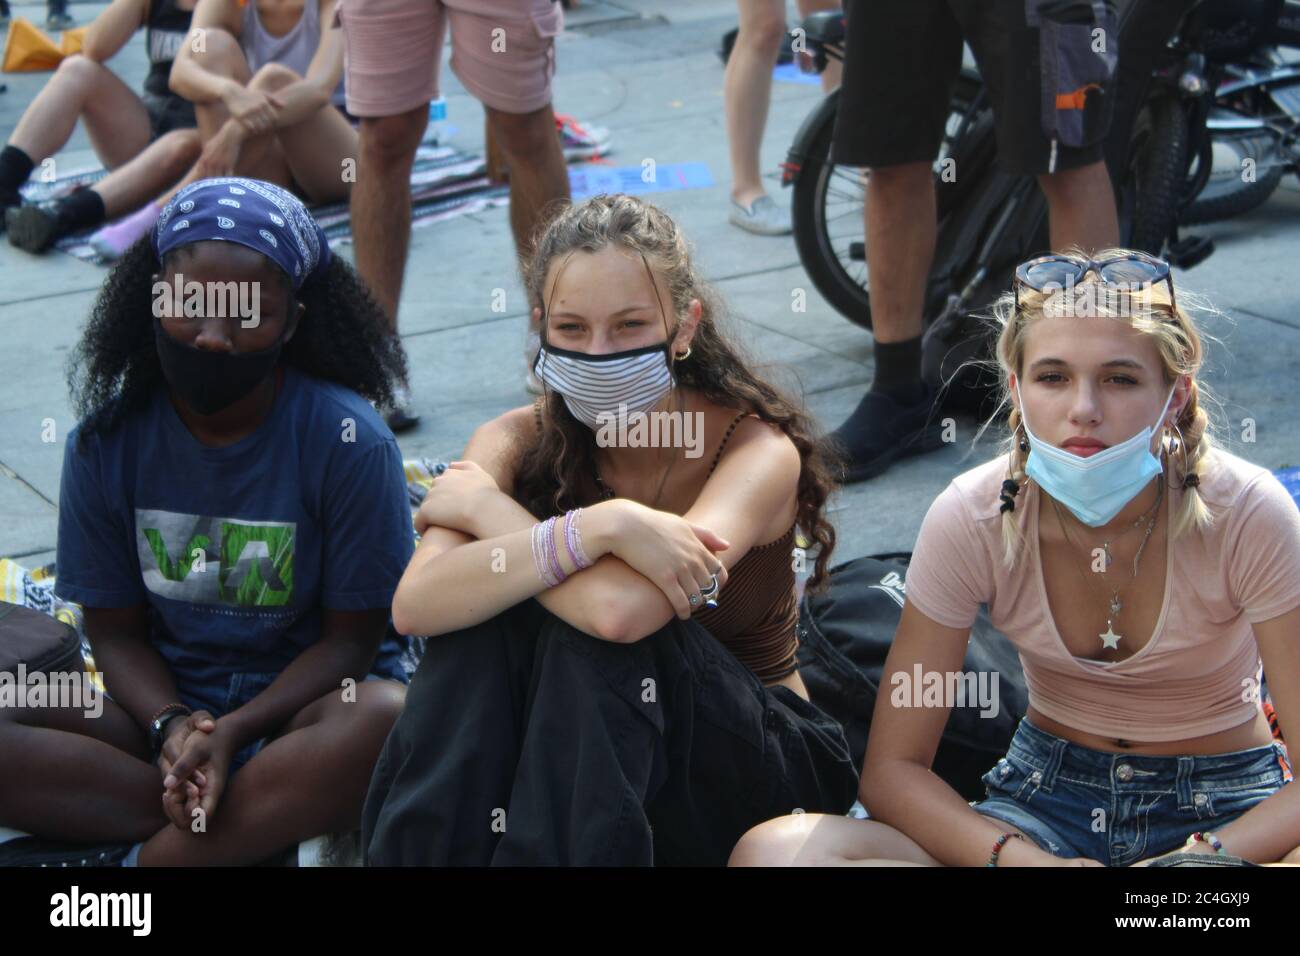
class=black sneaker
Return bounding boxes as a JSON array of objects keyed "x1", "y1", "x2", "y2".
[
  {"x1": 6, "y1": 201, "x2": 68, "y2": 253},
  {"x1": 826, "y1": 382, "x2": 946, "y2": 483},
  {"x1": 0, "y1": 189, "x2": 20, "y2": 232}
]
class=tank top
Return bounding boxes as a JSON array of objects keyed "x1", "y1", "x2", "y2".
[
  {"x1": 240, "y1": 0, "x2": 346, "y2": 107},
  {"x1": 531, "y1": 400, "x2": 801, "y2": 683},
  {"x1": 143, "y1": 0, "x2": 196, "y2": 99}
]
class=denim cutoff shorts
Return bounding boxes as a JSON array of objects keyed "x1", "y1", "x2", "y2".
[{"x1": 971, "y1": 717, "x2": 1292, "y2": 866}]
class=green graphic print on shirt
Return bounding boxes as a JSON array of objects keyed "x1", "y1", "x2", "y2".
[{"x1": 137, "y1": 509, "x2": 295, "y2": 607}]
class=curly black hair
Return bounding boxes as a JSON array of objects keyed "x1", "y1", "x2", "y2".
[{"x1": 68, "y1": 236, "x2": 408, "y2": 448}]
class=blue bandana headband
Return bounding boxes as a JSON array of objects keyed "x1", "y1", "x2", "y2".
[{"x1": 152, "y1": 177, "x2": 332, "y2": 290}]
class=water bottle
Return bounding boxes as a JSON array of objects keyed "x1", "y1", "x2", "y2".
[{"x1": 428, "y1": 96, "x2": 448, "y2": 145}]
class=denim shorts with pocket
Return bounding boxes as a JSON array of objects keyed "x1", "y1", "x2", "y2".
[{"x1": 971, "y1": 717, "x2": 1291, "y2": 865}]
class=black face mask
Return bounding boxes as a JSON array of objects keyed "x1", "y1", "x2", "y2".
[{"x1": 154, "y1": 323, "x2": 284, "y2": 417}]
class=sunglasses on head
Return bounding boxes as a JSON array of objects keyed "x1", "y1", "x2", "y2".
[{"x1": 1013, "y1": 251, "x2": 1176, "y2": 314}]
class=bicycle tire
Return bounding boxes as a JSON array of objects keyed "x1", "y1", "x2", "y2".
[
  {"x1": 791, "y1": 71, "x2": 983, "y2": 331},
  {"x1": 1183, "y1": 130, "x2": 1285, "y2": 224},
  {"x1": 1129, "y1": 94, "x2": 1190, "y2": 256},
  {"x1": 791, "y1": 109, "x2": 872, "y2": 327}
]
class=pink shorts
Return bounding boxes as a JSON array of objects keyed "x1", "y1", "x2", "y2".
[{"x1": 337, "y1": 0, "x2": 562, "y2": 117}]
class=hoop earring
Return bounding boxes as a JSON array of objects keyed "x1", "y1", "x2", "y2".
[
  {"x1": 1017, "y1": 427, "x2": 1029, "y2": 453},
  {"x1": 675, "y1": 346, "x2": 692, "y2": 360}
]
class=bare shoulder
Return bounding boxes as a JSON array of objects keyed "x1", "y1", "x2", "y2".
[
  {"x1": 723, "y1": 411, "x2": 801, "y2": 471},
  {"x1": 463, "y1": 404, "x2": 539, "y2": 491}
]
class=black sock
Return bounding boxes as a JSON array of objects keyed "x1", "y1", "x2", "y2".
[
  {"x1": 0, "y1": 145, "x2": 35, "y2": 195},
  {"x1": 870, "y1": 333, "x2": 925, "y2": 402},
  {"x1": 55, "y1": 189, "x2": 107, "y2": 231}
]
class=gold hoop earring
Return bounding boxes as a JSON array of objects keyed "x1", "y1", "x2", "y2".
[{"x1": 675, "y1": 346, "x2": 692, "y2": 360}]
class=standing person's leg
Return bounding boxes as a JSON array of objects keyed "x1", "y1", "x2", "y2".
[
  {"x1": 824, "y1": 0, "x2": 962, "y2": 482},
  {"x1": 724, "y1": 0, "x2": 790, "y2": 235},
  {"x1": 446, "y1": 0, "x2": 572, "y2": 265},
  {"x1": 958, "y1": 0, "x2": 1120, "y2": 253},
  {"x1": 1037, "y1": 161, "x2": 1120, "y2": 253},
  {"x1": 443, "y1": 0, "x2": 570, "y2": 393},
  {"x1": 338, "y1": 0, "x2": 446, "y2": 431},
  {"x1": 484, "y1": 103, "x2": 569, "y2": 272}
]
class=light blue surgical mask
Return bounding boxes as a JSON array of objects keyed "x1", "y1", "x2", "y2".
[{"x1": 1015, "y1": 380, "x2": 1177, "y2": 528}]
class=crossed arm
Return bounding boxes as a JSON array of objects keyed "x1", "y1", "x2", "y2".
[
  {"x1": 170, "y1": 0, "x2": 343, "y2": 128},
  {"x1": 390, "y1": 409, "x2": 802, "y2": 644}
]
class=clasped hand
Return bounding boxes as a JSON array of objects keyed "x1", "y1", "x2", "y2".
[{"x1": 156, "y1": 710, "x2": 236, "y2": 830}]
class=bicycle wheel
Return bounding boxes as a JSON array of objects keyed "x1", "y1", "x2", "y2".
[
  {"x1": 1127, "y1": 94, "x2": 1189, "y2": 256},
  {"x1": 1183, "y1": 126, "x2": 1285, "y2": 224},
  {"x1": 791, "y1": 70, "x2": 983, "y2": 330}
]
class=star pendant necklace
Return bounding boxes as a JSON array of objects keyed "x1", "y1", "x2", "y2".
[{"x1": 1049, "y1": 475, "x2": 1164, "y2": 650}]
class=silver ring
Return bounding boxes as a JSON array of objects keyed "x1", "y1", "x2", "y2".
[
  {"x1": 688, "y1": 593, "x2": 700, "y2": 607},
  {"x1": 704, "y1": 597, "x2": 719, "y2": 610},
  {"x1": 699, "y1": 574, "x2": 719, "y2": 598}
]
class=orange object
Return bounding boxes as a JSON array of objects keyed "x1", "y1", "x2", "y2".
[
  {"x1": 2, "y1": 18, "x2": 64, "y2": 73},
  {"x1": 1055, "y1": 83, "x2": 1102, "y2": 111},
  {"x1": 59, "y1": 27, "x2": 88, "y2": 57}
]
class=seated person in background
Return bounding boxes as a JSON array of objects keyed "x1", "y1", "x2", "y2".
[
  {"x1": 0, "y1": 178, "x2": 412, "y2": 866},
  {"x1": 731, "y1": 250, "x2": 1300, "y2": 867},
  {"x1": 362, "y1": 193, "x2": 859, "y2": 866},
  {"x1": 84, "y1": 0, "x2": 354, "y2": 260},
  {"x1": 2, "y1": 0, "x2": 202, "y2": 252}
]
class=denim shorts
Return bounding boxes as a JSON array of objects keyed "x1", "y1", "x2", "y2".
[
  {"x1": 971, "y1": 717, "x2": 1292, "y2": 866},
  {"x1": 178, "y1": 671, "x2": 400, "y2": 776}
]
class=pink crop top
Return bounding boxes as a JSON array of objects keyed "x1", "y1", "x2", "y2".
[{"x1": 903, "y1": 448, "x2": 1300, "y2": 742}]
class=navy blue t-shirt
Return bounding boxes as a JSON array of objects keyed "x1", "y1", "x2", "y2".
[{"x1": 54, "y1": 366, "x2": 414, "y2": 691}]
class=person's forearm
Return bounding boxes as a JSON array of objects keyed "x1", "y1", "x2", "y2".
[
  {"x1": 90, "y1": 634, "x2": 185, "y2": 734},
  {"x1": 468, "y1": 493, "x2": 675, "y2": 639},
  {"x1": 394, "y1": 499, "x2": 630, "y2": 639},
  {"x1": 260, "y1": 79, "x2": 333, "y2": 128},
  {"x1": 1207, "y1": 781, "x2": 1300, "y2": 863},
  {"x1": 169, "y1": 48, "x2": 238, "y2": 103},
  {"x1": 217, "y1": 635, "x2": 376, "y2": 749},
  {"x1": 862, "y1": 758, "x2": 1062, "y2": 867}
]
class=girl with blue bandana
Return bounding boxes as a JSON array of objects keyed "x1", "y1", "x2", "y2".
[{"x1": 0, "y1": 178, "x2": 414, "y2": 866}]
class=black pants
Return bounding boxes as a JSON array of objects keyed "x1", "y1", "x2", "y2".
[{"x1": 361, "y1": 599, "x2": 859, "y2": 866}]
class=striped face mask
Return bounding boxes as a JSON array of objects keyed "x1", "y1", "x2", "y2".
[{"x1": 533, "y1": 340, "x2": 676, "y2": 430}]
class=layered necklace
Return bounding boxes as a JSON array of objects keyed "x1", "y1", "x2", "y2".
[{"x1": 1048, "y1": 475, "x2": 1165, "y2": 650}]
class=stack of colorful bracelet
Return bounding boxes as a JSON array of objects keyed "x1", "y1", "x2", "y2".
[{"x1": 531, "y1": 508, "x2": 593, "y2": 588}]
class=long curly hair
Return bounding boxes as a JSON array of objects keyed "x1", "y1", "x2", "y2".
[
  {"x1": 68, "y1": 237, "x2": 408, "y2": 448},
  {"x1": 513, "y1": 194, "x2": 845, "y2": 592}
]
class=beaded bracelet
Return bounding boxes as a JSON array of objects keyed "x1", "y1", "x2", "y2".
[
  {"x1": 570, "y1": 508, "x2": 591, "y2": 569},
  {"x1": 562, "y1": 509, "x2": 592, "y2": 572},
  {"x1": 543, "y1": 515, "x2": 568, "y2": 586},
  {"x1": 986, "y1": 832, "x2": 1022, "y2": 867},
  {"x1": 1185, "y1": 831, "x2": 1225, "y2": 854},
  {"x1": 531, "y1": 520, "x2": 559, "y2": 588}
]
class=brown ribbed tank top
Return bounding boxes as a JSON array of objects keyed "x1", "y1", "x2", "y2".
[{"x1": 532, "y1": 400, "x2": 800, "y2": 683}]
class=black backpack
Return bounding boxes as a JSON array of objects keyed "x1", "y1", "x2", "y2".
[{"x1": 796, "y1": 553, "x2": 1028, "y2": 802}]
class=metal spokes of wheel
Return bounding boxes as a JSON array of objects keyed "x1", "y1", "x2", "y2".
[{"x1": 790, "y1": 70, "x2": 983, "y2": 330}]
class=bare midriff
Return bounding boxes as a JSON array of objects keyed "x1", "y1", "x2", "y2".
[{"x1": 1025, "y1": 705, "x2": 1274, "y2": 757}]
